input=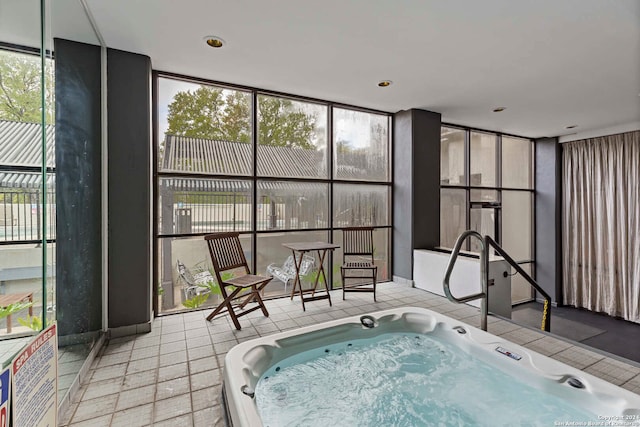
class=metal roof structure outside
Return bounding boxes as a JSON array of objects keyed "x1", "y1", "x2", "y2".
[
  {"x1": 0, "y1": 122, "x2": 386, "y2": 191},
  {"x1": 0, "y1": 119, "x2": 55, "y2": 189},
  {"x1": 160, "y1": 134, "x2": 387, "y2": 193}
]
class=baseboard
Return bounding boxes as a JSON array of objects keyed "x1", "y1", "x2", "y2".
[
  {"x1": 57, "y1": 332, "x2": 106, "y2": 422},
  {"x1": 108, "y1": 321, "x2": 152, "y2": 339},
  {"x1": 392, "y1": 276, "x2": 414, "y2": 287}
]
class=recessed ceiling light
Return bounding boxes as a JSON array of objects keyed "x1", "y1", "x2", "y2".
[
  {"x1": 492, "y1": 107, "x2": 506, "y2": 112},
  {"x1": 566, "y1": 125, "x2": 577, "y2": 129},
  {"x1": 377, "y1": 80, "x2": 393, "y2": 87},
  {"x1": 204, "y1": 36, "x2": 225, "y2": 48}
]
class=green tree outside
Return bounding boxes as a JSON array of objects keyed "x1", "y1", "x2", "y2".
[
  {"x1": 165, "y1": 86, "x2": 317, "y2": 148},
  {"x1": 0, "y1": 49, "x2": 54, "y2": 124}
]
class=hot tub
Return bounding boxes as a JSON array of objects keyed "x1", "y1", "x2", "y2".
[{"x1": 222, "y1": 307, "x2": 640, "y2": 426}]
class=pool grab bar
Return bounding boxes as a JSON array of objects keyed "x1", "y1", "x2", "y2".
[
  {"x1": 443, "y1": 230, "x2": 489, "y2": 331},
  {"x1": 443, "y1": 231, "x2": 552, "y2": 333}
]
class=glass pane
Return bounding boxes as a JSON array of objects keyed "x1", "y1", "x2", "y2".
[
  {"x1": 470, "y1": 132, "x2": 496, "y2": 187},
  {"x1": 332, "y1": 228, "x2": 390, "y2": 288},
  {"x1": 257, "y1": 95, "x2": 328, "y2": 178},
  {"x1": 256, "y1": 181, "x2": 328, "y2": 231},
  {"x1": 333, "y1": 108, "x2": 389, "y2": 181},
  {"x1": 511, "y1": 263, "x2": 534, "y2": 304},
  {"x1": 333, "y1": 184, "x2": 390, "y2": 227},
  {"x1": 158, "y1": 177, "x2": 252, "y2": 235},
  {"x1": 502, "y1": 136, "x2": 532, "y2": 189},
  {"x1": 440, "y1": 127, "x2": 465, "y2": 185},
  {"x1": 257, "y1": 230, "x2": 329, "y2": 298},
  {"x1": 470, "y1": 208, "x2": 496, "y2": 252},
  {"x1": 157, "y1": 234, "x2": 252, "y2": 314},
  {"x1": 501, "y1": 191, "x2": 532, "y2": 261},
  {"x1": 440, "y1": 189, "x2": 467, "y2": 249},
  {"x1": 470, "y1": 189, "x2": 498, "y2": 203},
  {"x1": 0, "y1": 178, "x2": 55, "y2": 242},
  {"x1": 0, "y1": 25, "x2": 51, "y2": 340},
  {"x1": 157, "y1": 78, "x2": 252, "y2": 175}
]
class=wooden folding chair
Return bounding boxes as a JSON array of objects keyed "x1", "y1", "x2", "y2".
[
  {"x1": 204, "y1": 232, "x2": 271, "y2": 330},
  {"x1": 341, "y1": 227, "x2": 378, "y2": 301}
]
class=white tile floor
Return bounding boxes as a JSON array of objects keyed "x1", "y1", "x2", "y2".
[{"x1": 59, "y1": 283, "x2": 640, "y2": 426}]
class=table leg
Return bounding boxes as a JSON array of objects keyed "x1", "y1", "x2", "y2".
[
  {"x1": 314, "y1": 249, "x2": 332, "y2": 307},
  {"x1": 6, "y1": 315, "x2": 11, "y2": 334},
  {"x1": 289, "y1": 250, "x2": 303, "y2": 300},
  {"x1": 289, "y1": 250, "x2": 308, "y2": 311}
]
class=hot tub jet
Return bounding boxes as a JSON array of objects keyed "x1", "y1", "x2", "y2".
[{"x1": 360, "y1": 315, "x2": 376, "y2": 328}]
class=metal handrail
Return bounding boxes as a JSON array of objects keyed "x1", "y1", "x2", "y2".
[
  {"x1": 484, "y1": 235, "x2": 551, "y2": 332},
  {"x1": 443, "y1": 230, "x2": 489, "y2": 330}
]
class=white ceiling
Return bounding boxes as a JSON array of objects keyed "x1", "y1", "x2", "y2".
[{"x1": 13, "y1": 0, "x2": 640, "y2": 139}]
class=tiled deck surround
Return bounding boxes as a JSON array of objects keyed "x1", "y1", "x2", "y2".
[{"x1": 59, "y1": 283, "x2": 640, "y2": 426}]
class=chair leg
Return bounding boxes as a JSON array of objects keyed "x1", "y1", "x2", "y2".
[
  {"x1": 373, "y1": 267, "x2": 378, "y2": 302},
  {"x1": 207, "y1": 288, "x2": 243, "y2": 331},
  {"x1": 341, "y1": 268, "x2": 345, "y2": 300},
  {"x1": 253, "y1": 283, "x2": 270, "y2": 317},
  {"x1": 228, "y1": 303, "x2": 242, "y2": 330}
]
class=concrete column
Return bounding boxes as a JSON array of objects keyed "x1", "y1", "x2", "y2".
[
  {"x1": 393, "y1": 109, "x2": 442, "y2": 282},
  {"x1": 535, "y1": 137, "x2": 562, "y2": 304},
  {"x1": 107, "y1": 48, "x2": 152, "y2": 330},
  {"x1": 54, "y1": 39, "x2": 103, "y2": 338}
]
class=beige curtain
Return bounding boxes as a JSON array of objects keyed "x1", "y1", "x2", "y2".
[{"x1": 562, "y1": 130, "x2": 640, "y2": 323}]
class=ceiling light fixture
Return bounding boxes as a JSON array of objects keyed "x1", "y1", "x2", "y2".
[
  {"x1": 565, "y1": 125, "x2": 577, "y2": 129},
  {"x1": 377, "y1": 80, "x2": 393, "y2": 87},
  {"x1": 204, "y1": 36, "x2": 225, "y2": 48},
  {"x1": 492, "y1": 107, "x2": 506, "y2": 112}
]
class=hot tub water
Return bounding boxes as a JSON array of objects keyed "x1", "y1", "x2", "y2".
[{"x1": 255, "y1": 333, "x2": 597, "y2": 427}]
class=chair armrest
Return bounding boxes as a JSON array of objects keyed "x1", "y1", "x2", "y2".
[{"x1": 266, "y1": 263, "x2": 278, "y2": 275}]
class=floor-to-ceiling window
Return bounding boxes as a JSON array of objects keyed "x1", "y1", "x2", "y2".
[
  {"x1": 155, "y1": 74, "x2": 391, "y2": 314},
  {"x1": 0, "y1": 45, "x2": 55, "y2": 341},
  {"x1": 440, "y1": 125, "x2": 534, "y2": 304}
]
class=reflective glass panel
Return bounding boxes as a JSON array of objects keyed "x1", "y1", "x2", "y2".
[
  {"x1": 440, "y1": 189, "x2": 467, "y2": 249},
  {"x1": 502, "y1": 136, "x2": 532, "y2": 189},
  {"x1": 470, "y1": 207, "x2": 496, "y2": 253},
  {"x1": 441, "y1": 127, "x2": 465, "y2": 185},
  {"x1": 501, "y1": 191, "x2": 532, "y2": 261},
  {"x1": 470, "y1": 132, "x2": 496, "y2": 187},
  {"x1": 333, "y1": 184, "x2": 390, "y2": 227},
  {"x1": 256, "y1": 181, "x2": 328, "y2": 231},
  {"x1": 157, "y1": 78, "x2": 252, "y2": 175},
  {"x1": 333, "y1": 108, "x2": 389, "y2": 181},
  {"x1": 257, "y1": 95, "x2": 328, "y2": 178},
  {"x1": 158, "y1": 177, "x2": 252, "y2": 235}
]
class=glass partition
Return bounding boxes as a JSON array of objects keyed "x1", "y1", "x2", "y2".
[
  {"x1": 0, "y1": 2, "x2": 49, "y2": 350},
  {"x1": 440, "y1": 126, "x2": 534, "y2": 303}
]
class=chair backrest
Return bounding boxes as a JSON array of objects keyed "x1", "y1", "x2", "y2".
[
  {"x1": 281, "y1": 254, "x2": 315, "y2": 278},
  {"x1": 342, "y1": 227, "x2": 375, "y2": 262},
  {"x1": 177, "y1": 259, "x2": 195, "y2": 286},
  {"x1": 205, "y1": 232, "x2": 250, "y2": 284}
]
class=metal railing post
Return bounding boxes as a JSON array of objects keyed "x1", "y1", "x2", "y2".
[{"x1": 443, "y1": 230, "x2": 488, "y2": 331}]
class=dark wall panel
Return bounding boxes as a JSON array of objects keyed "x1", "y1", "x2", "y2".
[
  {"x1": 54, "y1": 39, "x2": 102, "y2": 336},
  {"x1": 411, "y1": 109, "x2": 441, "y2": 249},
  {"x1": 107, "y1": 49, "x2": 152, "y2": 328},
  {"x1": 393, "y1": 109, "x2": 441, "y2": 280},
  {"x1": 535, "y1": 137, "x2": 562, "y2": 303}
]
